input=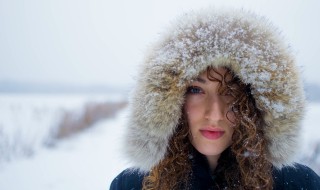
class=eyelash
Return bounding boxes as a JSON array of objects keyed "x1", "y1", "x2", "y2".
[
  {"x1": 186, "y1": 86, "x2": 203, "y2": 94},
  {"x1": 186, "y1": 86, "x2": 234, "y2": 100}
]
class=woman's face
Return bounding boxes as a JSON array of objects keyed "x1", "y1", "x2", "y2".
[{"x1": 184, "y1": 67, "x2": 235, "y2": 160}]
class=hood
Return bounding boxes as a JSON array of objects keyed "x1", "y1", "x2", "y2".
[{"x1": 124, "y1": 8, "x2": 305, "y2": 171}]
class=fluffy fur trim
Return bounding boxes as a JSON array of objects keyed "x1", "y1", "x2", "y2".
[{"x1": 124, "y1": 8, "x2": 305, "y2": 171}]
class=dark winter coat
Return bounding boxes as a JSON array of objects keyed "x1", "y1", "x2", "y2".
[{"x1": 110, "y1": 154, "x2": 320, "y2": 190}]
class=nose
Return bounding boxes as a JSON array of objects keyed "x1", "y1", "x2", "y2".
[{"x1": 205, "y1": 95, "x2": 226, "y2": 121}]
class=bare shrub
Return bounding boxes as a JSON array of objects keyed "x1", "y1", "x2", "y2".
[
  {"x1": 53, "y1": 101, "x2": 127, "y2": 139},
  {"x1": 0, "y1": 125, "x2": 36, "y2": 162},
  {"x1": 0, "y1": 126, "x2": 9, "y2": 162}
]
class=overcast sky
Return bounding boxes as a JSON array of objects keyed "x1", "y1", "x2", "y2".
[{"x1": 0, "y1": 0, "x2": 319, "y2": 88}]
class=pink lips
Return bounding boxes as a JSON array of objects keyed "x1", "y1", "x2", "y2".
[{"x1": 200, "y1": 128, "x2": 225, "y2": 140}]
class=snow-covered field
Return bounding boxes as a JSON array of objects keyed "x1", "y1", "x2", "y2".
[
  {"x1": 0, "y1": 93, "x2": 129, "y2": 190},
  {"x1": 0, "y1": 94, "x2": 319, "y2": 190},
  {"x1": 0, "y1": 93, "x2": 126, "y2": 163},
  {"x1": 0, "y1": 109, "x2": 130, "y2": 190}
]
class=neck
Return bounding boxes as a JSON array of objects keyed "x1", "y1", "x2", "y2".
[{"x1": 206, "y1": 155, "x2": 220, "y2": 171}]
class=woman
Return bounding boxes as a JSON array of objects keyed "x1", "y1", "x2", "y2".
[{"x1": 110, "y1": 8, "x2": 320, "y2": 189}]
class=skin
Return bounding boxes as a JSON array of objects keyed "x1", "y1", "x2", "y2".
[{"x1": 184, "y1": 67, "x2": 235, "y2": 171}]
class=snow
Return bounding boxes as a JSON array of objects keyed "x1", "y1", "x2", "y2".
[
  {"x1": 0, "y1": 95, "x2": 318, "y2": 189},
  {"x1": 301, "y1": 103, "x2": 320, "y2": 150},
  {"x1": 0, "y1": 106, "x2": 130, "y2": 190},
  {"x1": 0, "y1": 93, "x2": 126, "y2": 162}
]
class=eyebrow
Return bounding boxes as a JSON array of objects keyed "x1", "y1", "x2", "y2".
[{"x1": 195, "y1": 77, "x2": 206, "y2": 83}]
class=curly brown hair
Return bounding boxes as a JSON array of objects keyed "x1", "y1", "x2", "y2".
[{"x1": 142, "y1": 66, "x2": 273, "y2": 189}]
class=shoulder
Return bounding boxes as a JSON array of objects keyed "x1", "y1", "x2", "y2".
[
  {"x1": 273, "y1": 163, "x2": 320, "y2": 189},
  {"x1": 109, "y1": 168, "x2": 146, "y2": 190}
]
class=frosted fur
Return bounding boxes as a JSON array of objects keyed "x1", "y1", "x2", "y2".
[{"x1": 124, "y1": 8, "x2": 305, "y2": 171}]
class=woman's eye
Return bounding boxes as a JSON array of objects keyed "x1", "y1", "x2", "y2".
[{"x1": 186, "y1": 86, "x2": 203, "y2": 94}]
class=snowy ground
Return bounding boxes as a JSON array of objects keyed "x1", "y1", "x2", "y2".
[
  {"x1": 0, "y1": 108, "x2": 130, "y2": 190},
  {"x1": 0, "y1": 93, "x2": 126, "y2": 162},
  {"x1": 0, "y1": 96, "x2": 319, "y2": 189}
]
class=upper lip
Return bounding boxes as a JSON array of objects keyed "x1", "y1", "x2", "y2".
[{"x1": 200, "y1": 126, "x2": 225, "y2": 132}]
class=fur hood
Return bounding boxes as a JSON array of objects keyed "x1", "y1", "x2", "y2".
[{"x1": 124, "y1": 8, "x2": 305, "y2": 171}]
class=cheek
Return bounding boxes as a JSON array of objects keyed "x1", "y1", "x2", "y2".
[
  {"x1": 184, "y1": 95, "x2": 205, "y2": 114},
  {"x1": 184, "y1": 101, "x2": 201, "y2": 123}
]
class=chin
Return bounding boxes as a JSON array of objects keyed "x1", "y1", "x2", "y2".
[
  {"x1": 201, "y1": 149, "x2": 224, "y2": 157},
  {"x1": 194, "y1": 145, "x2": 225, "y2": 157}
]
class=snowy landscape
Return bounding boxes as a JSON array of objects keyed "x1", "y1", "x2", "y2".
[
  {"x1": 0, "y1": 93, "x2": 319, "y2": 190},
  {"x1": 0, "y1": 93, "x2": 130, "y2": 190},
  {"x1": 1, "y1": 0, "x2": 320, "y2": 189}
]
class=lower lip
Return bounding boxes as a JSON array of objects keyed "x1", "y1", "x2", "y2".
[{"x1": 200, "y1": 130, "x2": 225, "y2": 140}]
